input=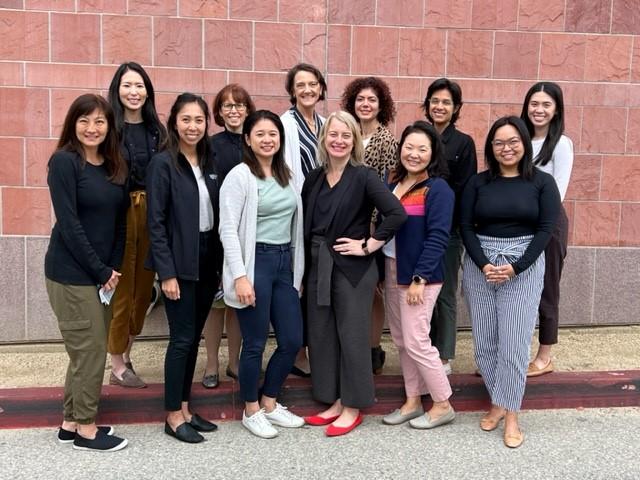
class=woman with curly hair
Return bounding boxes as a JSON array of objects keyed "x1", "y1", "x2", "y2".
[{"x1": 341, "y1": 76, "x2": 398, "y2": 375}]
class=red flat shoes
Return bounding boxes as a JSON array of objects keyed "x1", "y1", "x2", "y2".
[
  {"x1": 325, "y1": 414, "x2": 363, "y2": 437},
  {"x1": 304, "y1": 414, "x2": 339, "y2": 426}
]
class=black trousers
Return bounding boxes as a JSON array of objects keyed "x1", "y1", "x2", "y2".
[
  {"x1": 538, "y1": 207, "x2": 569, "y2": 345},
  {"x1": 163, "y1": 232, "x2": 218, "y2": 411}
]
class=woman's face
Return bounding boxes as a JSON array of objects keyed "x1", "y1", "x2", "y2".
[
  {"x1": 491, "y1": 124, "x2": 524, "y2": 173},
  {"x1": 400, "y1": 132, "x2": 432, "y2": 176},
  {"x1": 118, "y1": 70, "x2": 148, "y2": 114},
  {"x1": 324, "y1": 118, "x2": 354, "y2": 162},
  {"x1": 354, "y1": 88, "x2": 380, "y2": 123},
  {"x1": 75, "y1": 108, "x2": 108, "y2": 151},
  {"x1": 220, "y1": 94, "x2": 248, "y2": 133},
  {"x1": 176, "y1": 102, "x2": 206, "y2": 150},
  {"x1": 428, "y1": 88, "x2": 456, "y2": 128},
  {"x1": 527, "y1": 91, "x2": 556, "y2": 131},
  {"x1": 245, "y1": 118, "x2": 281, "y2": 161},
  {"x1": 292, "y1": 70, "x2": 322, "y2": 111}
]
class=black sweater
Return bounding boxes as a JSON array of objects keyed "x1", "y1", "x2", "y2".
[
  {"x1": 210, "y1": 130, "x2": 243, "y2": 185},
  {"x1": 146, "y1": 151, "x2": 222, "y2": 282},
  {"x1": 440, "y1": 124, "x2": 477, "y2": 229},
  {"x1": 122, "y1": 122, "x2": 160, "y2": 191},
  {"x1": 45, "y1": 151, "x2": 127, "y2": 285},
  {"x1": 459, "y1": 169, "x2": 560, "y2": 274}
]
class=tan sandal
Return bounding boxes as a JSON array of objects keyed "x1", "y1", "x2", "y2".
[{"x1": 480, "y1": 413, "x2": 505, "y2": 431}]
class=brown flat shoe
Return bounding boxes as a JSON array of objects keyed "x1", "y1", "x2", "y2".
[
  {"x1": 504, "y1": 429, "x2": 525, "y2": 448},
  {"x1": 109, "y1": 368, "x2": 146, "y2": 388},
  {"x1": 527, "y1": 359, "x2": 554, "y2": 377},
  {"x1": 480, "y1": 414, "x2": 505, "y2": 431}
]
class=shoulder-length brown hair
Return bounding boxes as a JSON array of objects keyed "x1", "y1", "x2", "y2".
[
  {"x1": 56, "y1": 93, "x2": 127, "y2": 184},
  {"x1": 242, "y1": 110, "x2": 291, "y2": 187},
  {"x1": 212, "y1": 83, "x2": 256, "y2": 127}
]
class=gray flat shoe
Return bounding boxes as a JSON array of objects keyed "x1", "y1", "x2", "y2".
[
  {"x1": 382, "y1": 407, "x2": 425, "y2": 425},
  {"x1": 409, "y1": 408, "x2": 456, "y2": 429},
  {"x1": 202, "y1": 373, "x2": 219, "y2": 389},
  {"x1": 109, "y1": 368, "x2": 146, "y2": 389}
]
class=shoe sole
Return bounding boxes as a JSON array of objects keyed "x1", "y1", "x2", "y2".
[
  {"x1": 264, "y1": 418, "x2": 305, "y2": 428},
  {"x1": 72, "y1": 438, "x2": 128, "y2": 452}
]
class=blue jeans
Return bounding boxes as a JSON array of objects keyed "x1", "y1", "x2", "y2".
[{"x1": 235, "y1": 243, "x2": 303, "y2": 403}]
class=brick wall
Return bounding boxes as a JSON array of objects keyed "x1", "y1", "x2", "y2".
[{"x1": 1, "y1": 0, "x2": 639, "y2": 341}]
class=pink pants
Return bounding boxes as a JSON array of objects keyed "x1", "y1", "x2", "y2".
[{"x1": 384, "y1": 258, "x2": 452, "y2": 402}]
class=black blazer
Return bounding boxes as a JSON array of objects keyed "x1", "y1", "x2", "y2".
[
  {"x1": 302, "y1": 164, "x2": 407, "y2": 287},
  {"x1": 146, "y1": 150, "x2": 222, "y2": 282}
]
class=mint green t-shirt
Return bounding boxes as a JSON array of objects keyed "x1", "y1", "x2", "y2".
[{"x1": 256, "y1": 177, "x2": 297, "y2": 244}]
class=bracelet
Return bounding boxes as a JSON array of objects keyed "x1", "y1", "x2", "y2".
[{"x1": 362, "y1": 242, "x2": 370, "y2": 256}]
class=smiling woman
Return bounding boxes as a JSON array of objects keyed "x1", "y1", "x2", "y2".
[
  {"x1": 45, "y1": 94, "x2": 128, "y2": 452},
  {"x1": 219, "y1": 110, "x2": 306, "y2": 439},
  {"x1": 146, "y1": 93, "x2": 222, "y2": 444},
  {"x1": 460, "y1": 116, "x2": 561, "y2": 448}
]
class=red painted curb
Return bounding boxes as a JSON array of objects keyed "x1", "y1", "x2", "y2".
[{"x1": 0, "y1": 371, "x2": 638, "y2": 429}]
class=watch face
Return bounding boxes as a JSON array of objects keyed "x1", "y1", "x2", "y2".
[{"x1": 412, "y1": 275, "x2": 423, "y2": 284}]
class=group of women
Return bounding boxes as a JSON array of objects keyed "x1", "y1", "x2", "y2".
[{"x1": 44, "y1": 58, "x2": 572, "y2": 451}]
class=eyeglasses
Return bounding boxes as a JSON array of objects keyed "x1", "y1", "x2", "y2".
[
  {"x1": 429, "y1": 98, "x2": 453, "y2": 107},
  {"x1": 491, "y1": 138, "x2": 522, "y2": 151},
  {"x1": 221, "y1": 103, "x2": 247, "y2": 112}
]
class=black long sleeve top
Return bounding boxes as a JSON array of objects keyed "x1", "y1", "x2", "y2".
[
  {"x1": 210, "y1": 130, "x2": 243, "y2": 185},
  {"x1": 459, "y1": 169, "x2": 561, "y2": 274},
  {"x1": 440, "y1": 123, "x2": 477, "y2": 229},
  {"x1": 122, "y1": 122, "x2": 160, "y2": 191},
  {"x1": 45, "y1": 151, "x2": 127, "y2": 285}
]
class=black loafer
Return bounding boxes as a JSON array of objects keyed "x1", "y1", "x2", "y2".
[
  {"x1": 225, "y1": 366, "x2": 238, "y2": 380},
  {"x1": 189, "y1": 413, "x2": 218, "y2": 432},
  {"x1": 290, "y1": 365, "x2": 311, "y2": 378},
  {"x1": 164, "y1": 421, "x2": 204, "y2": 443}
]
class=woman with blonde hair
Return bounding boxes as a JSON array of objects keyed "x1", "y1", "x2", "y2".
[{"x1": 302, "y1": 111, "x2": 406, "y2": 436}]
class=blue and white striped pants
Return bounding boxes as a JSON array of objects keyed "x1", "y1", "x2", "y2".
[{"x1": 462, "y1": 235, "x2": 545, "y2": 411}]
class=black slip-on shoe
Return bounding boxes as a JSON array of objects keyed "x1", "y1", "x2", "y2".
[
  {"x1": 57, "y1": 425, "x2": 114, "y2": 444},
  {"x1": 73, "y1": 430, "x2": 128, "y2": 452}
]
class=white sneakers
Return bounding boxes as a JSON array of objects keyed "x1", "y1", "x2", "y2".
[
  {"x1": 264, "y1": 403, "x2": 305, "y2": 428},
  {"x1": 242, "y1": 403, "x2": 305, "y2": 439}
]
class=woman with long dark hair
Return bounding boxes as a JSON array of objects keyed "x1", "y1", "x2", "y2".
[
  {"x1": 45, "y1": 93, "x2": 128, "y2": 451},
  {"x1": 200, "y1": 84, "x2": 256, "y2": 388},
  {"x1": 460, "y1": 116, "x2": 560, "y2": 448},
  {"x1": 520, "y1": 82, "x2": 573, "y2": 377},
  {"x1": 381, "y1": 121, "x2": 456, "y2": 430},
  {"x1": 341, "y1": 76, "x2": 397, "y2": 375},
  {"x1": 147, "y1": 93, "x2": 222, "y2": 443},
  {"x1": 106, "y1": 61, "x2": 167, "y2": 389},
  {"x1": 219, "y1": 110, "x2": 305, "y2": 439}
]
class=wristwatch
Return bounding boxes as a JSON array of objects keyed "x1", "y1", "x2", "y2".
[{"x1": 412, "y1": 274, "x2": 427, "y2": 285}]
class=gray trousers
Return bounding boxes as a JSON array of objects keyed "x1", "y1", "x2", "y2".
[
  {"x1": 46, "y1": 279, "x2": 111, "y2": 424},
  {"x1": 462, "y1": 235, "x2": 544, "y2": 412},
  {"x1": 306, "y1": 241, "x2": 378, "y2": 409}
]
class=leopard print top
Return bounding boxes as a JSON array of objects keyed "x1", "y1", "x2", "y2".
[{"x1": 364, "y1": 125, "x2": 397, "y2": 180}]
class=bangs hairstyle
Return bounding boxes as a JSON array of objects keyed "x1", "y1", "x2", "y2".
[
  {"x1": 212, "y1": 83, "x2": 256, "y2": 127},
  {"x1": 285, "y1": 63, "x2": 327, "y2": 105},
  {"x1": 56, "y1": 93, "x2": 127, "y2": 185},
  {"x1": 107, "y1": 61, "x2": 167, "y2": 144},
  {"x1": 422, "y1": 78, "x2": 463, "y2": 125},
  {"x1": 316, "y1": 111, "x2": 364, "y2": 169},
  {"x1": 340, "y1": 76, "x2": 396, "y2": 126},
  {"x1": 165, "y1": 93, "x2": 211, "y2": 171},
  {"x1": 520, "y1": 81, "x2": 565, "y2": 167},
  {"x1": 484, "y1": 116, "x2": 534, "y2": 181},
  {"x1": 391, "y1": 121, "x2": 448, "y2": 183},
  {"x1": 242, "y1": 110, "x2": 290, "y2": 187}
]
